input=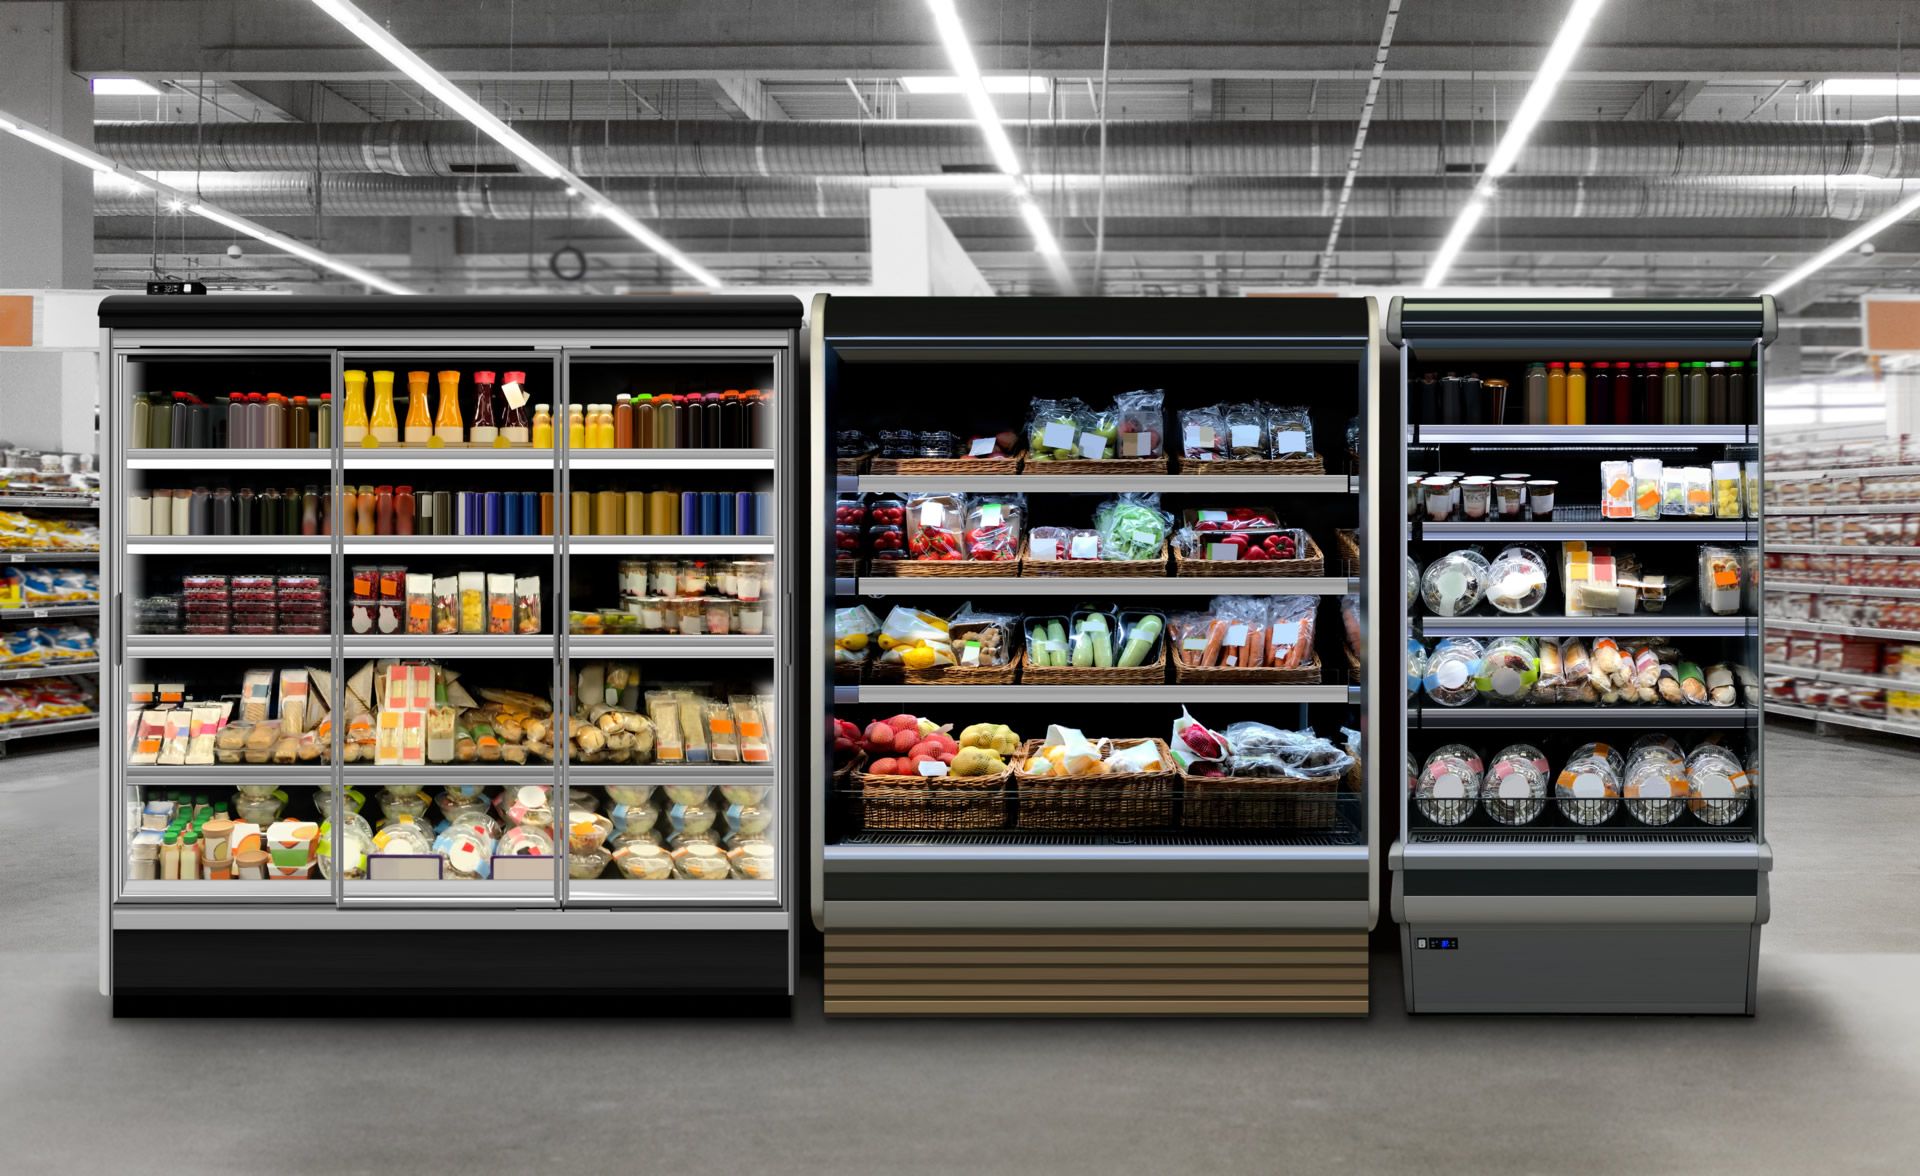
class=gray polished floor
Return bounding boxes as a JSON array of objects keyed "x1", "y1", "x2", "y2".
[{"x1": 0, "y1": 724, "x2": 1913, "y2": 1175}]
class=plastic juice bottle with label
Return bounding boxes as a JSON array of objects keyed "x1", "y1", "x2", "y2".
[
  {"x1": 500, "y1": 371, "x2": 531, "y2": 444},
  {"x1": 402, "y1": 371, "x2": 432, "y2": 443},
  {"x1": 469, "y1": 371, "x2": 499, "y2": 445},
  {"x1": 1727, "y1": 361, "x2": 1748, "y2": 423},
  {"x1": 434, "y1": 370, "x2": 464, "y2": 444},
  {"x1": 1685, "y1": 361, "x2": 1709, "y2": 425},
  {"x1": 394, "y1": 485, "x2": 416, "y2": 536},
  {"x1": 657, "y1": 395, "x2": 679, "y2": 447},
  {"x1": 566, "y1": 404, "x2": 585, "y2": 450},
  {"x1": 1546, "y1": 361, "x2": 1567, "y2": 425},
  {"x1": 1586, "y1": 363, "x2": 1610, "y2": 424},
  {"x1": 265, "y1": 393, "x2": 289, "y2": 448},
  {"x1": 1661, "y1": 362, "x2": 1682, "y2": 424},
  {"x1": 687, "y1": 394, "x2": 707, "y2": 449},
  {"x1": 748, "y1": 389, "x2": 769, "y2": 448},
  {"x1": 1566, "y1": 361, "x2": 1587, "y2": 425},
  {"x1": 367, "y1": 371, "x2": 398, "y2": 443},
  {"x1": 341, "y1": 370, "x2": 368, "y2": 444},
  {"x1": 615, "y1": 397, "x2": 634, "y2": 448},
  {"x1": 635, "y1": 395, "x2": 655, "y2": 448},
  {"x1": 531, "y1": 404, "x2": 554, "y2": 449},
  {"x1": 289, "y1": 395, "x2": 311, "y2": 448}
]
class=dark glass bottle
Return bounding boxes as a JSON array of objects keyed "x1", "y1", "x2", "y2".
[
  {"x1": 687, "y1": 393, "x2": 706, "y2": 448},
  {"x1": 706, "y1": 392, "x2": 724, "y2": 448},
  {"x1": 210, "y1": 488, "x2": 232, "y2": 535},
  {"x1": 1588, "y1": 363, "x2": 1611, "y2": 425},
  {"x1": 235, "y1": 488, "x2": 256, "y2": 535},
  {"x1": 300, "y1": 486, "x2": 320, "y2": 536},
  {"x1": 375, "y1": 485, "x2": 395, "y2": 535},
  {"x1": 747, "y1": 389, "x2": 769, "y2": 449},
  {"x1": 394, "y1": 485, "x2": 416, "y2": 536}
]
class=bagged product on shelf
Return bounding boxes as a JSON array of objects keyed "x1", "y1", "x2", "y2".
[
  {"x1": 1556, "y1": 745, "x2": 1622, "y2": 826},
  {"x1": 1420, "y1": 549, "x2": 1489, "y2": 617},
  {"x1": 1535, "y1": 639, "x2": 1564, "y2": 701},
  {"x1": 1684, "y1": 466, "x2": 1714, "y2": 518},
  {"x1": 1265, "y1": 594, "x2": 1319, "y2": 670},
  {"x1": 1713, "y1": 461, "x2": 1744, "y2": 519},
  {"x1": 1178, "y1": 404, "x2": 1228, "y2": 461},
  {"x1": 1422, "y1": 637, "x2": 1484, "y2": 707},
  {"x1": 1112, "y1": 388, "x2": 1165, "y2": 458},
  {"x1": 1700, "y1": 546, "x2": 1744, "y2": 615},
  {"x1": 904, "y1": 492, "x2": 967, "y2": 561},
  {"x1": 1483, "y1": 743, "x2": 1550, "y2": 825},
  {"x1": 833, "y1": 604, "x2": 880, "y2": 667},
  {"x1": 1264, "y1": 405, "x2": 1314, "y2": 458},
  {"x1": 1170, "y1": 707, "x2": 1226, "y2": 769},
  {"x1": 875, "y1": 605, "x2": 955, "y2": 670},
  {"x1": 1415, "y1": 745, "x2": 1482, "y2": 825},
  {"x1": 1026, "y1": 525, "x2": 1099, "y2": 562},
  {"x1": 1474, "y1": 635, "x2": 1540, "y2": 703},
  {"x1": 1657, "y1": 465, "x2": 1691, "y2": 517},
  {"x1": 1027, "y1": 396, "x2": 1096, "y2": 462},
  {"x1": 729, "y1": 695, "x2": 772, "y2": 764},
  {"x1": 963, "y1": 494, "x2": 1026, "y2": 561},
  {"x1": 1115, "y1": 611, "x2": 1165, "y2": 668},
  {"x1": 1067, "y1": 607, "x2": 1119, "y2": 669},
  {"x1": 1093, "y1": 493, "x2": 1172, "y2": 560},
  {"x1": 1686, "y1": 743, "x2": 1752, "y2": 825},
  {"x1": 1222, "y1": 723, "x2": 1351, "y2": 780},
  {"x1": 1485, "y1": 546, "x2": 1549, "y2": 615},
  {"x1": 1600, "y1": 460, "x2": 1634, "y2": 519},
  {"x1": 1340, "y1": 594, "x2": 1362, "y2": 665},
  {"x1": 1024, "y1": 615, "x2": 1070, "y2": 667},
  {"x1": 514, "y1": 576, "x2": 542, "y2": 635},
  {"x1": 1224, "y1": 402, "x2": 1268, "y2": 459},
  {"x1": 1705, "y1": 663, "x2": 1738, "y2": 707}
]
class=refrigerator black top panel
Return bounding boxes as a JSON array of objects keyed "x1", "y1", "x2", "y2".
[{"x1": 97, "y1": 294, "x2": 805, "y2": 333}]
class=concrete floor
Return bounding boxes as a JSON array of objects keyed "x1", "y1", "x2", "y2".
[{"x1": 0, "y1": 724, "x2": 1914, "y2": 1175}]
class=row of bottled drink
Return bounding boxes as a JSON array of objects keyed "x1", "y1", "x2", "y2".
[
  {"x1": 1417, "y1": 361, "x2": 1752, "y2": 426},
  {"x1": 568, "y1": 390, "x2": 771, "y2": 450}
]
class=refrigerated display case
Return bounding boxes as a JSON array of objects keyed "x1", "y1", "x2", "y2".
[
  {"x1": 0, "y1": 483, "x2": 101, "y2": 754},
  {"x1": 1388, "y1": 297, "x2": 1773, "y2": 1014},
  {"x1": 99, "y1": 295, "x2": 800, "y2": 1011},
  {"x1": 811, "y1": 296, "x2": 1382, "y2": 1015}
]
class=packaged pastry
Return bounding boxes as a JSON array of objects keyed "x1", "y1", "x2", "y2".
[
  {"x1": 729, "y1": 694, "x2": 771, "y2": 764},
  {"x1": 1420, "y1": 549, "x2": 1489, "y2": 617},
  {"x1": 1483, "y1": 743, "x2": 1550, "y2": 825},
  {"x1": 1415, "y1": 745, "x2": 1483, "y2": 825},
  {"x1": 1485, "y1": 546, "x2": 1548, "y2": 615},
  {"x1": 1700, "y1": 546, "x2": 1742, "y2": 615},
  {"x1": 1473, "y1": 635, "x2": 1539, "y2": 703},
  {"x1": 1705, "y1": 663, "x2": 1737, "y2": 707},
  {"x1": 1422, "y1": 637, "x2": 1483, "y2": 707},
  {"x1": 1535, "y1": 639, "x2": 1563, "y2": 702}
]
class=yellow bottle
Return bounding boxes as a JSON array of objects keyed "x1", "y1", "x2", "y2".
[
  {"x1": 341, "y1": 370, "x2": 369, "y2": 444},
  {"x1": 403, "y1": 371, "x2": 433, "y2": 444},
  {"x1": 595, "y1": 404, "x2": 615, "y2": 449},
  {"x1": 369, "y1": 370, "x2": 399, "y2": 444},
  {"x1": 531, "y1": 403, "x2": 554, "y2": 449},
  {"x1": 1546, "y1": 362, "x2": 1567, "y2": 426},
  {"x1": 1566, "y1": 361, "x2": 1587, "y2": 426},
  {"x1": 567, "y1": 405, "x2": 586, "y2": 450},
  {"x1": 434, "y1": 370, "x2": 464, "y2": 444}
]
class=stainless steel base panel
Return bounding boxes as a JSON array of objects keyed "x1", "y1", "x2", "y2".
[{"x1": 1399, "y1": 921, "x2": 1760, "y2": 1015}]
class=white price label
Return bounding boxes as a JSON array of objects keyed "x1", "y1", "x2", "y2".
[
  {"x1": 1182, "y1": 637, "x2": 1210, "y2": 651},
  {"x1": 1270, "y1": 620, "x2": 1302, "y2": 648},
  {"x1": 1122, "y1": 432, "x2": 1152, "y2": 456},
  {"x1": 1030, "y1": 537, "x2": 1059, "y2": 561},
  {"x1": 500, "y1": 381, "x2": 529, "y2": 409},
  {"x1": 919, "y1": 501, "x2": 945, "y2": 527},
  {"x1": 1435, "y1": 661, "x2": 1469, "y2": 690},
  {"x1": 32, "y1": 608, "x2": 48, "y2": 618},
  {"x1": 1183, "y1": 424, "x2": 1216, "y2": 450},
  {"x1": 960, "y1": 640, "x2": 981, "y2": 667},
  {"x1": 979, "y1": 504, "x2": 1003, "y2": 527},
  {"x1": 1229, "y1": 424, "x2": 1261, "y2": 449},
  {"x1": 968, "y1": 436, "x2": 997, "y2": 457},
  {"x1": 1635, "y1": 778, "x2": 1673, "y2": 800},
  {"x1": 1272, "y1": 430, "x2": 1308, "y2": 454},
  {"x1": 1433, "y1": 773, "x2": 1465, "y2": 800},
  {"x1": 917, "y1": 760, "x2": 950, "y2": 777},
  {"x1": 1224, "y1": 624, "x2": 1249, "y2": 647},
  {"x1": 1077, "y1": 432, "x2": 1109, "y2": 460},
  {"x1": 1069, "y1": 533, "x2": 1100, "y2": 559},
  {"x1": 1042, "y1": 421, "x2": 1077, "y2": 449},
  {"x1": 1497, "y1": 777, "x2": 1532, "y2": 801},
  {"x1": 1572, "y1": 773, "x2": 1606, "y2": 799},
  {"x1": 1204, "y1": 542, "x2": 1240, "y2": 561},
  {"x1": 1696, "y1": 772, "x2": 1736, "y2": 799}
]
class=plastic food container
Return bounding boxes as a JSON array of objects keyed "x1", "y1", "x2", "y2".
[
  {"x1": 671, "y1": 841, "x2": 732, "y2": 880},
  {"x1": 1624, "y1": 745, "x2": 1687, "y2": 826},
  {"x1": 316, "y1": 813, "x2": 373, "y2": 881},
  {"x1": 567, "y1": 809, "x2": 614, "y2": 853},
  {"x1": 612, "y1": 842, "x2": 673, "y2": 880},
  {"x1": 1556, "y1": 751, "x2": 1622, "y2": 826},
  {"x1": 232, "y1": 792, "x2": 284, "y2": 825},
  {"x1": 1485, "y1": 546, "x2": 1548, "y2": 615},
  {"x1": 1686, "y1": 744, "x2": 1752, "y2": 826},
  {"x1": 1482, "y1": 743, "x2": 1550, "y2": 826},
  {"x1": 662, "y1": 783, "x2": 712, "y2": 807},
  {"x1": 725, "y1": 803, "x2": 775, "y2": 838},
  {"x1": 1415, "y1": 746, "x2": 1482, "y2": 825},
  {"x1": 1474, "y1": 635, "x2": 1539, "y2": 703},
  {"x1": 496, "y1": 825, "x2": 554, "y2": 857},
  {"x1": 1406, "y1": 638, "x2": 1428, "y2": 700},
  {"x1": 1422, "y1": 637, "x2": 1484, "y2": 707},
  {"x1": 1420, "y1": 549, "x2": 1489, "y2": 617},
  {"x1": 667, "y1": 801, "x2": 719, "y2": 837},
  {"x1": 720, "y1": 782, "x2": 773, "y2": 806},
  {"x1": 568, "y1": 848, "x2": 611, "y2": 880},
  {"x1": 377, "y1": 788, "x2": 430, "y2": 825},
  {"x1": 434, "y1": 820, "x2": 496, "y2": 880},
  {"x1": 371, "y1": 818, "x2": 433, "y2": 857},
  {"x1": 728, "y1": 841, "x2": 777, "y2": 881}
]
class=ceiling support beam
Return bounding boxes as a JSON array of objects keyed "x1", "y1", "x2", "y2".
[
  {"x1": 1626, "y1": 79, "x2": 1705, "y2": 120},
  {"x1": 709, "y1": 76, "x2": 787, "y2": 121}
]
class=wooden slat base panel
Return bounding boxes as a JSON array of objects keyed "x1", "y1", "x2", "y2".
[{"x1": 824, "y1": 930, "x2": 1370, "y2": 1017}]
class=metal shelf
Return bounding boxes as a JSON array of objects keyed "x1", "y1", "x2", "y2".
[
  {"x1": 566, "y1": 635, "x2": 774, "y2": 658},
  {"x1": 0, "y1": 604, "x2": 99, "y2": 621},
  {"x1": 1422, "y1": 518, "x2": 1753, "y2": 541},
  {"x1": 127, "y1": 765, "x2": 335, "y2": 785},
  {"x1": 855, "y1": 473, "x2": 1357, "y2": 494},
  {"x1": 343, "y1": 450, "x2": 554, "y2": 471},
  {"x1": 1765, "y1": 581, "x2": 1920, "y2": 599},
  {"x1": 342, "y1": 537, "x2": 553, "y2": 554},
  {"x1": 567, "y1": 535, "x2": 773, "y2": 555},
  {"x1": 1419, "y1": 613, "x2": 1755, "y2": 637},
  {"x1": 1416, "y1": 705, "x2": 1758, "y2": 730},
  {"x1": 0, "y1": 661, "x2": 99, "y2": 682},
  {"x1": 1764, "y1": 663, "x2": 1917, "y2": 691},
  {"x1": 851, "y1": 683, "x2": 1355, "y2": 704},
  {"x1": 570, "y1": 450, "x2": 772, "y2": 471},
  {"x1": 128, "y1": 636, "x2": 331, "y2": 659},
  {"x1": 128, "y1": 450, "x2": 331, "y2": 471},
  {"x1": 128, "y1": 538, "x2": 326, "y2": 556},
  {"x1": 854, "y1": 574, "x2": 1358, "y2": 597},
  {"x1": 0, "y1": 715, "x2": 99, "y2": 743},
  {"x1": 1767, "y1": 619, "x2": 1920, "y2": 642},
  {"x1": 343, "y1": 636, "x2": 556, "y2": 658},
  {"x1": 2, "y1": 550, "x2": 99, "y2": 563},
  {"x1": 1769, "y1": 703, "x2": 1920, "y2": 739},
  {"x1": 1415, "y1": 424, "x2": 1754, "y2": 445},
  {"x1": 0, "y1": 495, "x2": 99, "y2": 509},
  {"x1": 343, "y1": 764, "x2": 555, "y2": 785},
  {"x1": 567, "y1": 764, "x2": 775, "y2": 785}
]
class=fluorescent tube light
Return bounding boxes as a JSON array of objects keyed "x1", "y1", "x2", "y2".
[
  {"x1": 309, "y1": 0, "x2": 719, "y2": 288},
  {"x1": 90, "y1": 78, "x2": 165, "y2": 97},
  {"x1": 191, "y1": 204, "x2": 416, "y2": 296},
  {"x1": 1812, "y1": 78, "x2": 1920, "y2": 97},
  {"x1": 8, "y1": 123, "x2": 118, "y2": 174},
  {"x1": 899, "y1": 75, "x2": 1048, "y2": 95},
  {"x1": 1759, "y1": 187, "x2": 1920, "y2": 297},
  {"x1": 1422, "y1": 0, "x2": 1607, "y2": 286}
]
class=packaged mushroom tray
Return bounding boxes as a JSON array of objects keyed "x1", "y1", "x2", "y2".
[
  {"x1": 1168, "y1": 594, "x2": 1320, "y2": 684},
  {"x1": 1174, "y1": 710, "x2": 1358, "y2": 831},
  {"x1": 1172, "y1": 400, "x2": 1322, "y2": 475},
  {"x1": 1021, "y1": 493, "x2": 1171, "y2": 577},
  {"x1": 872, "y1": 492, "x2": 1024, "y2": 577},
  {"x1": 1172, "y1": 504, "x2": 1323, "y2": 577},
  {"x1": 1413, "y1": 634, "x2": 1744, "y2": 709},
  {"x1": 567, "y1": 662, "x2": 772, "y2": 766}
]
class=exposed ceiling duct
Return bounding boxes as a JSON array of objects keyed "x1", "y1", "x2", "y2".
[
  {"x1": 93, "y1": 172, "x2": 1920, "y2": 221},
  {"x1": 93, "y1": 117, "x2": 1920, "y2": 179}
]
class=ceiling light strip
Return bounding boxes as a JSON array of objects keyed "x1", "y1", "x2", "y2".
[
  {"x1": 1315, "y1": 0, "x2": 1401, "y2": 285},
  {"x1": 1759, "y1": 188, "x2": 1920, "y2": 297},
  {"x1": 1421, "y1": 0, "x2": 1608, "y2": 287},
  {"x1": 309, "y1": 0, "x2": 720, "y2": 289},
  {"x1": 925, "y1": 0, "x2": 1076, "y2": 292},
  {"x1": 0, "y1": 107, "x2": 414, "y2": 295}
]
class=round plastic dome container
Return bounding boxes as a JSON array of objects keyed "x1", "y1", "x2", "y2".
[
  {"x1": 376, "y1": 788, "x2": 431, "y2": 825},
  {"x1": 672, "y1": 841, "x2": 733, "y2": 880},
  {"x1": 725, "y1": 803, "x2": 775, "y2": 838},
  {"x1": 728, "y1": 842, "x2": 777, "y2": 881},
  {"x1": 662, "y1": 783, "x2": 713, "y2": 806},
  {"x1": 235, "y1": 783, "x2": 279, "y2": 799},
  {"x1": 667, "y1": 801, "x2": 719, "y2": 837},
  {"x1": 1624, "y1": 748, "x2": 1687, "y2": 826},
  {"x1": 498, "y1": 785, "x2": 554, "y2": 831},
  {"x1": 605, "y1": 783, "x2": 655, "y2": 806},
  {"x1": 1420, "y1": 549, "x2": 1489, "y2": 617},
  {"x1": 1686, "y1": 745, "x2": 1752, "y2": 826},
  {"x1": 568, "y1": 848, "x2": 611, "y2": 880},
  {"x1": 1556, "y1": 753, "x2": 1622, "y2": 826},
  {"x1": 1422, "y1": 637, "x2": 1484, "y2": 707},
  {"x1": 567, "y1": 809, "x2": 614, "y2": 853},
  {"x1": 316, "y1": 812, "x2": 373, "y2": 881},
  {"x1": 1415, "y1": 747, "x2": 1482, "y2": 825},
  {"x1": 1484, "y1": 546, "x2": 1549, "y2": 614},
  {"x1": 612, "y1": 842, "x2": 673, "y2": 880},
  {"x1": 720, "y1": 783, "x2": 774, "y2": 806},
  {"x1": 1483, "y1": 743, "x2": 1550, "y2": 826},
  {"x1": 1569, "y1": 741, "x2": 1626, "y2": 778},
  {"x1": 435, "y1": 791, "x2": 491, "y2": 827},
  {"x1": 1628, "y1": 733, "x2": 1683, "y2": 762},
  {"x1": 1405, "y1": 555, "x2": 1420, "y2": 611},
  {"x1": 441, "y1": 782, "x2": 487, "y2": 800},
  {"x1": 1407, "y1": 638, "x2": 1428, "y2": 700},
  {"x1": 666, "y1": 828, "x2": 720, "y2": 851},
  {"x1": 371, "y1": 817, "x2": 433, "y2": 857},
  {"x1": 232, "y1": 792, "x2": 284, "y2": 826},
  {"x1": 496, "y1": 825, "x2": 554, "y2": 857},
  {"x1": 1474, "y1": 635, "x2": 1540, "y2": 702},
  {"x1": 434, "y1": 820, "x2": 496, "y2": 880}
]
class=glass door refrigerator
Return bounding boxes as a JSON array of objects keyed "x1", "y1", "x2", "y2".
[
  {"x1": 812, "y1": 296, "x2": 1381, "y2": 1015},
  {"x1": 1388, "y1": 297, "x2": 1772, "y2": 1014},
  {"x1": 100, "y1": 294, "x2": 801, "y2": 1012}
]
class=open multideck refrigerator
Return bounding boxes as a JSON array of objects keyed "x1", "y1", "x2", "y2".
[
  {"x1": 811, "y1": 296, "x2": 1381, "y2": 1016},
  {"x1": 99, "y1": 295, "x2": 800, "y2": 1011},
  {"x1": 1388, "y1": 297, "x2": 1773, "y2": 1014}
]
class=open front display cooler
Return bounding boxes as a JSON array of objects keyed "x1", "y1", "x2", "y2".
[
  {"x1": 99, "y1": 295, "x2": 800, "y2": 1012},
  {"x1": 811, "y1": 296, "x2": 1382, "y2": 1016},
  {"x1": 1388, "y1": 297, "x2": 1773, "y2": 1014}
]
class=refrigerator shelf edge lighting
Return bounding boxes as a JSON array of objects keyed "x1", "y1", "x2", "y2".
[
  {"x1": 1758, "y1": 187, "x2": 1920, "y2": 297},
  {"x1": 308, "y1": 0, "x2": 719, "y2": 290}
]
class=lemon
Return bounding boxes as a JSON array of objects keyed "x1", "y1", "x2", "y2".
[
  {"x1": 900, "y1": 647, "x2": 938, "y2": 670},
  {"x1": 840, "y1": 633, "x2": 868, "y2": 652}
]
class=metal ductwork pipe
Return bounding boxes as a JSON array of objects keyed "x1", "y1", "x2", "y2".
[
  {"x1": 93, "y1": 118, "x2": 1920, "y2": 179},
  {"x1": 93, "y1": 173, "x2": 1916, "y2": 221}
]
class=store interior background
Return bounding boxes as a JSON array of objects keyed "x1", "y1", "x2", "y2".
[{"x1": 3, "y1": 1, "x2": 1920, "y2": 1172}]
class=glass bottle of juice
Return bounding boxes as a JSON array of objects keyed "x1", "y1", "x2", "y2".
[
  {"x1": 434, "y1": 370, "x2": 464, "y2": 444},
  {"x1": 469, "y1": 371, "x2": 499, "y2": 445},
  {"x1": 615, "y1": 397, "x2": 634, "y2": 448},
  {"x1": 566, "y1": 404, "x2": 585, "y2": 450},
  {"x1": 368, "y1": 371, "x2": 399, "y2": 443},
  {"x1": 1661, "y1": 361, "x2": 1682, "y2": 424},
  {"x1": 403, "y1": 371, "x2": 433, "y2": 444},
  {"x1": 1685, "y1": 361, "x2": 1709, "y2": 425},
  {"x1": 531, "y1": 404, "x2": 554, "y2": 449},
  {"x1": 635, "y1": 395, "x2": 655, "y2": 448},
  {"x1": 1546, "y1": 361, "x2": 1567, "y2": 425},
  {"x1": 394, "y1": 485, "x2": 416, "y2": 536},
  {"x1": 1565, "y1": 361, "x2": 1587, "y2": 425},
  {"x1": 500, "y1": 371, "x2": 531, "y2": 444},
  {"x1": 341, "y1": 370, "x2": 368, "y2": 444},
  {"x1": 1707, "y1": 361, "x2": 1729, "y2": 424}
]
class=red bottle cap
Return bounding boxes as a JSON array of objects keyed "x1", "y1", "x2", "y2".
[
  {"x1": 1665, "y1": 361, "x2": 1680, "y2": 368},
  {"x1": 292, "y1": 395, "x2": 308, "y2": 404},
  {"x1": 1569, "y1": 361, "x2": 1584, "y2": 369},
  {"x1": 1547, "y1": 361, "x2": 1565, "y2": 369},
  {"x1": 474, "y1": 371, "x2": 496, "y2": 383},
  {"x1": 1593, "y1": 361, "x2": 1609, "y2": 370},
  {"x1": 503, "y1": 371, "x2": 525, "y2": 384},
  {"x1": 320, "y1": 392, "x2": 332, "y2": 401},
  {"x1": 395, "y1": 485, "x2": 412, "y2": 495}
]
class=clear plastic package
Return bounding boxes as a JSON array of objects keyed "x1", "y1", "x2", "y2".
[
  {"x1": 1422, "y1": 637, "x2": 1484, "y2": 707},
  {"x1": 1686, "y1": 743, "x2": 1752, "y2": 825},
  {"x1": 1474, "y1": 635, "x2": 1540, "y2": 703},
  {"x1": 1485, "y1": 546, "x2": 1548, "y2": 614},
  {"x1": 1483, "y1": 743, "x2": 1550, "y2": 825},
  {"x1": 1700, "y1": 546, "x2": 1743, "y2": 615},
  {"x1": 1624, "y1": 741, "x2": 1687, "y2": 826},
  {"x1": 1420, "y1": 549, "x2": 1489, "y2": 617},
  {"x1": 1407, "y1": 637, "x2": 1427, "y2": 700},
  {"x1": 1556, "y1": 746, "x2": 1623, "y2": 826},
  {"x1": 1415, "y1": 745, "x2": 1482, "y2": 825}
]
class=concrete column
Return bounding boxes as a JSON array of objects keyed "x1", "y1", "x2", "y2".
[
  {"x1": 868, "y1": 189, "x2": 992, "y2": 297},
  {"x1": 409, "y1": 217, "x2": 458, "y2": 294},
  {"x1": 0, "y1": 2, "x2": 96, "y2": 454}
]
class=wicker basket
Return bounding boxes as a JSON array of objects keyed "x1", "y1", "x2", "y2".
[
  {"x1": 1019, "y1": 538, "x2": 1168, "y2": 578},
  {"x1": 1171, "y1": 534, "x2": 1325, "y2": 578},
  {"x1": 1171, "y1": 650, "x2": 1323, "y2": 686},
  {"x1": 869, "y1": 556, "x2": 1019, "y2": 578},
  {"x1": 1345, "y1": 645, "x2": 1361, "y2": 685},
  {"x1": 867, "y1": 453, "x2": 1022, "y2": 476},
  {"x1": 903, "y1": 656, "x2": 1020, "y2": 685},
  {"x1": 1022, "y1": 455, "x2": 1168, "y2": 476},
  {"x1": 1173, "y1": 453, "x2": 1326, "y2": 477},
  {"x1": 836, "y1": 556, "x2": 861, "y2": 579},
  {"x1": 836, "y1": 453, "x2": 870, "y2": 476},
  {"x1": 1015, "y1": 642, "x2": 1165, "y2": 686},
  {"x1": 834, "y1": 658, "x2": 866, "y2": 684},
  {"x1": 1011, "y1": 738, "x2": 1178, "y2": 829},
  {"x1": 1179, "y1": 770, "x2": 1336, "y2": 831},
  {"x1": 856, "y1": 764, "x2": 1012, "y2": 831}
]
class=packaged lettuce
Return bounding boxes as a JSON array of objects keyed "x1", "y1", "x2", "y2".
[{"x1": 1093, "y1": 493, "x2": 1171, "y2": 561}]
